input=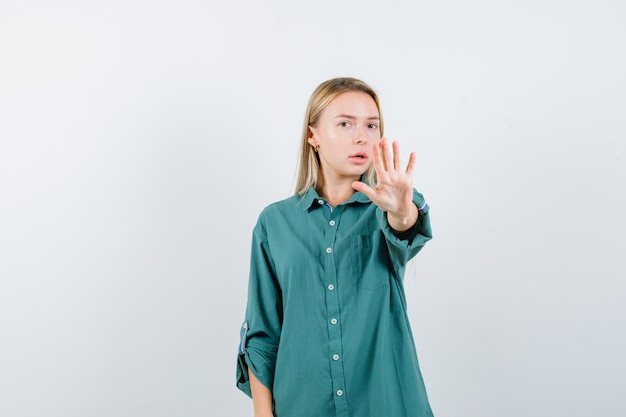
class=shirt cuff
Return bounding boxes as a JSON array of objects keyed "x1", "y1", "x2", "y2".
[
  {"x1": 236, "y1": 322, "x2": 278, "y2": 397},
  {"x1": 377, "y1": 189, "x2": 432, "y2": 245}
]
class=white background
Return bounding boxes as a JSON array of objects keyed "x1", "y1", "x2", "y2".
[{"x1": 1, "y1": 1, "x2": 625, "y2": 416}]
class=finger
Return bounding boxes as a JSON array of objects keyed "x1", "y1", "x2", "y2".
[
  {"x1": 392, "y1": 141, "x2": 401, "y2": 171},
  {"x1": 405, "y1": 151, "x2": 416, "y2": 175},
  {"x1": 380, "y1": 137, "x2": 392, "y2": 171},
  {"x1": 370, "y1": 141, "x2": 386, "y2": 179}
]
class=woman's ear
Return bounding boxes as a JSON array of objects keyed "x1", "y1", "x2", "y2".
[{"x1": 307, "y1": 126, "x2": 317, "y2": 147}]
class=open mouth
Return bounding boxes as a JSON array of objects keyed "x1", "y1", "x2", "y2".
[{"x1": 350, "y1": 153, "x2": 367, "y2": 159}]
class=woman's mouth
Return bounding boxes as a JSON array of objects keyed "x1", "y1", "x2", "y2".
[{"x1": 349, "y1": 153, "x2": 368, "y2": 164}]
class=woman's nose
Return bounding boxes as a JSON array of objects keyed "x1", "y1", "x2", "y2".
[{"x1": 353, "y1": 127, "x2": 367, "y2": 144}]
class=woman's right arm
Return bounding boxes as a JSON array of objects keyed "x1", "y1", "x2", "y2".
[
  {"x1": 249, "y1": 368, "x2": 274, "y2": 417},
  {"x1": 236, "y1": 213, "x2": 282, "y2": 415}
]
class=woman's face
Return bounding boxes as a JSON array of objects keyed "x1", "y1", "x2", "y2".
[{"x1": 308, "y1": 91, "x2": 381, "y2": 182}]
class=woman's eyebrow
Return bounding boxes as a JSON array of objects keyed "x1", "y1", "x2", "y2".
[{"x1": 334, "y1": 114, "x2": 380, "y2": 120}]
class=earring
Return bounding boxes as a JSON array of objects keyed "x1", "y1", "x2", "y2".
[{"x1": 314, "y1": 144, "x2": 320, "y2": 153}]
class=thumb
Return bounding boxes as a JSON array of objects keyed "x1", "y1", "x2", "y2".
[{"x1": 352, "y1": 181, "x2": 376, "y2": 200}]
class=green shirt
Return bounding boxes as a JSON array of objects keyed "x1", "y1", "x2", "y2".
[{"x1": 237, "y1": 187, "x2": 434, "y2": 417}]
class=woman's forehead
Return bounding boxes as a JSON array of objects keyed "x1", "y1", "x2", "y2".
[{"x1": 324, "y1": 91, "x2": 379, "y2": 117}]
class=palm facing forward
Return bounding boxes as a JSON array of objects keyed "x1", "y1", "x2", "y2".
[{"x1": 352, "y1": 138, "x2": 418, "y2": 231}]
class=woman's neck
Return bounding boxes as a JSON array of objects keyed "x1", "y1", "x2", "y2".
[{"x1": 316, "y1": 176, "x2": 359, "y2": 207}]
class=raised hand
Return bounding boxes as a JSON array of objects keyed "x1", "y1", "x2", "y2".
[{"x1": 352, "y1": 137, "x2": 418, "y2": 232}]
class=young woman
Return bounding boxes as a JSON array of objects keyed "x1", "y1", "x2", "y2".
[{"x1": 236, "y1": 77, "x2": 434, "y2": 417}]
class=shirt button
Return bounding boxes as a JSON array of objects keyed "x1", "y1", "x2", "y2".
[
  {"x1": 325, "y1": 247, "x2": 332, "y2": 254},
  {"x1": 329, "y1": 220, "x2": 336, "y2": 226},
  {"x1": 330, "y1": 318, "x2": 338, "y2": 325},
  {"x1": 333, "y1": 354, "x2": 340, "y2": 361},
  {"x1": 318, "y1": 199, "x2": 324, "y2": 205},
  {"x1": 336, "y1": 390, "x2": 344, "y2": 397},
  {"x1": 328, "y1": 284, "x2": 335, "y2": 291}
]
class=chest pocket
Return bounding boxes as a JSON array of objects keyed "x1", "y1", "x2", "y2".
[{"x1": 349, "y1": 234, "x2": 390, "y2": 290}]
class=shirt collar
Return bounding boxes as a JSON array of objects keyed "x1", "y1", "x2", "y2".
[{"x1": 299, "y1": 186, "x2": 371, "y2": 211}]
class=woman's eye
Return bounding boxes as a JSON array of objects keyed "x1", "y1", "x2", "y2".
[
  {"x1": 368, "y1": 123, "x2": 378, "y2": 129},
  {"x1": 340, "y1": 121, "x2": 351, "y2": 127}
]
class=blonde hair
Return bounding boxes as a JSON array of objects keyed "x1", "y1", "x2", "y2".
[{"x1": 294, "y1": 77, "x2": 384, "y2": 195}]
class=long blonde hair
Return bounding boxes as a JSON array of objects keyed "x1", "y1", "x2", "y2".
[{"x1": 294, "y1": 77, "x2": 384, "y2": 195}]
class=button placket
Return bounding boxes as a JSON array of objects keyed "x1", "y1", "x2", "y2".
[{"x1": 321, "y1": 206, "x2": 348, "y2": 414}]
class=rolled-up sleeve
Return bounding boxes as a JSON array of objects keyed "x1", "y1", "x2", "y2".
[
  {"x1": 376, "y1": 189, "x2": 432, "y2": 274},
  {"x1": 236, "y1": 213, "x2": 283, "y2": 397}
]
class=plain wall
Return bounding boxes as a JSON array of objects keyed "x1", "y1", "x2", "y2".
[{"x1": 1, "y1": 1, "x2": 625, "y2": 416}]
